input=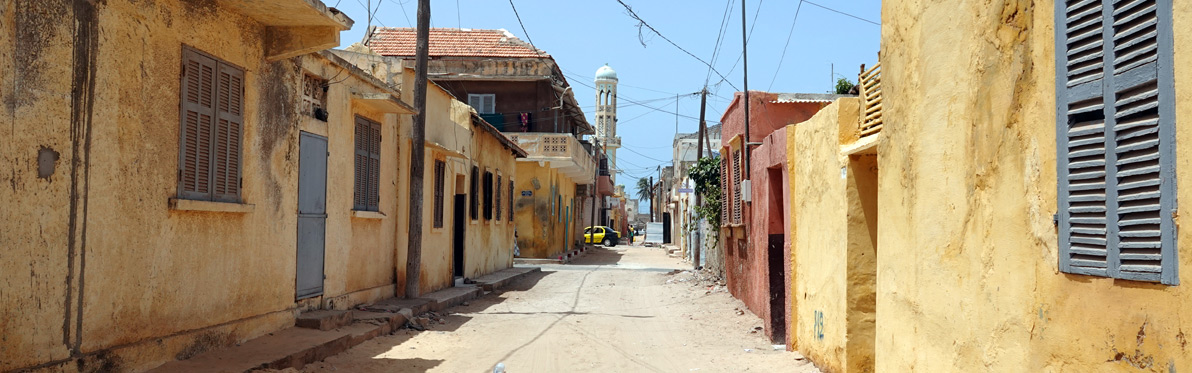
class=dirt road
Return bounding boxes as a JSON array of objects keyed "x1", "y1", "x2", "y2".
[{"x1": 290, "y1": 245, "x2": 820, "y2": 372}]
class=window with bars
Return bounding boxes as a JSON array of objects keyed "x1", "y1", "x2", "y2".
[
  {"x1": 470, "y1": 166, "x2": 479, "y2": 221},
  {"x1": 433, "y1": 160, "x2": 446, "y2": 228},
  {"x1": 1056, "y1": 0, "x2": 1177, "y2": 284},
  {"x1": 354, "y1": 116, "x2": 382, "y2": 211},
  {"x1": 732, "y1": 149, "x2": 743, "y2": 224},
  {"x1": 178, "y1": 47, "x2": 244, "y2": 203},
  {"x1": 496, "y1": 175, "x2": 503, "y2": 223},
  {"x1": 483, "y1": 171, "x2": 494, "y2": 220},
  {"x1": 302, "y1": 74, "x2": 328, "y2": 121}
]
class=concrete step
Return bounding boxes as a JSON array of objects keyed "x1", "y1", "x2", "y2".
[
  {"x1": 295, "y1": 309, "x2": 354, "y2": 331},
  {"x1": 472, "y1": 267, "x2": 542, "y2": 291},
  {"x1": 417, "y1": 286, "x2": 481, "y2": 312}
]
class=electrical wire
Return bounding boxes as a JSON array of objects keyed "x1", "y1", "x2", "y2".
[
  {"x1": 768, "y1": 0, "x2": 804, "y2": 91},
  {"x1": 614, "y1": 0, "x2": 739, "y2": 91},
  {"x1": 802, "y1": 1, "x2": 880, "y2": 26},
  {"x1": 508, "y1": 0, "x2": 540, "y2": 52}
]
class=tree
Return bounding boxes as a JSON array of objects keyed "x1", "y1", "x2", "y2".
[
  {"x1": 687, "y1": 156, "x2": 721, "y2": 227},
  {"x1": 635, "y1": 177, "x2": 651, "y2": 202},
  {"x1": 835, "y1": 77, "x2": 856, "y2": 95}
]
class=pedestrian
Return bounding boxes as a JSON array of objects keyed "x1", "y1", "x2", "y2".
[{"x1": 513, "y1": 229, "x2": 520, "y2": 257}]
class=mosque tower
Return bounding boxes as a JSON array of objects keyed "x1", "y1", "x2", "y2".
[{"x1": 594, "y1": 64, "x2": 621, "y2": 183}]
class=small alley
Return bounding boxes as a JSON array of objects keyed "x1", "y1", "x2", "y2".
[{"x1": 258, "y1": 244, "x2": 818, "y2": 373}]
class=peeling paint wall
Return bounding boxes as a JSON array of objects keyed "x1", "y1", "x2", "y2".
[
  {"x1": 878, "y1": 0, "x2": 1192, "y2": 371},
  {"x1": 513, "y1": 164, "x2": 580, "y2": 259},
  {"x1": 0, "y1": 0, "x2": 354, "y2": 371}
]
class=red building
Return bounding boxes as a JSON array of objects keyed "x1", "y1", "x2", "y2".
[{"x1": 719, "y1": 91, "x2": 850, "y2": 344}]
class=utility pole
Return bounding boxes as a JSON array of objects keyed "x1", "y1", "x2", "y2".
[
  {"x1": 694, "y1": 88, "x2": 707, "y2": 269},
  {"x1": 404, "y1": 0, "x2": 430, "y2": 298},
  {"x1": 741, "y1": 0, "x2": 752, "y2": 180},
  {"x1": 590, "y1": 139, "x2": 600, "y2": 237},
  {"x1": 649, "y1": 176, "x2": 654, "y2": 222}
]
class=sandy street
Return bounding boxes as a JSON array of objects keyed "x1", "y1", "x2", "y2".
[{"x1": 280, "y1": 244, "x2": 820, "y2": 373}]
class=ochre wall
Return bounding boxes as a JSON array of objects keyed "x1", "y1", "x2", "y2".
[
  {"x1": 0, "y1": 0, "x2": 319, "y2": 370},
  {"x1": 298, "y1": 55, "x2": 401, "y2": 309},
  {"x1": 877, "y1": 0, "x2": 1192, "y2": 370},
  {"x1": 789, "y1": 99, "x2": 860, "y2": 373},
  {"x1": 513, "y1": 163, "x2": 579, "y2": 259}
]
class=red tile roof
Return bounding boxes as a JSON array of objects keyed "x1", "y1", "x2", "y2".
[{"x1": 366, "y1": 28, "x2": 550, "y2": 58}]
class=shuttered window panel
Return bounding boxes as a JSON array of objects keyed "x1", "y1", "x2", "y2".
[
  {"x1": 470, "y1": 166, "x2": 479, "y2": 220},
  {"x1": 732, "y1": 149, "x2": 743, "y2": 224},
  {"x1": 509, "y1": 180, "x2": 515, "y2": 221},
  {"x1": 483, "y1": 171, "x2": 494, "y2": 220},
  {"x1": 354, "y1": 116, "x2": 382, "y2": 212},
  {"x1": 496, "y1": 175, "x2": 503, "y2": 222},
  {"x1": 1056, "y1": 0, "x2": 1176, "y2": 284},
  {"x1": 433, "y1": 160, "x2": 445, "y2": 228},
  {"x1": 178, "y1": 47, "x2": 243, "y2": 203}
]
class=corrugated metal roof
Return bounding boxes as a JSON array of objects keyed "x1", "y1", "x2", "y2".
[
  {"x1": 365, "y1": 27, "x2": 549, "y2": 58},
  {"x1": 771, "y1": 93, "x2": 855, "y2": 104}
]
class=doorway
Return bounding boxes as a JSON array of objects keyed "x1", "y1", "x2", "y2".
[
  {"x1": 766, "y1": 166, "x2": 787, "y2": 344},
  {"x1": 453, "y1": 194, "x2": 467, "y2": 280},
  {"x1": 296, "y1": 132, "x2": 328, "y2": 300}
]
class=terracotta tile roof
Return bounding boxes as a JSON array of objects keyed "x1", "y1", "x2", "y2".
[{"x1": 366, "y1": 27, "x2": 550, "y2": 58}]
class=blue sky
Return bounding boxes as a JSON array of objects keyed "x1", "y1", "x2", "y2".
[{"x1": 331, "y1": 0, "x2": 881, "y2": 210}]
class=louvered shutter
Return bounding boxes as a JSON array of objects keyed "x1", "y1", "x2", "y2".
[
  {"x1": 213, "y1": 64, "x2": 243, "y2": 202},
  {"x1": 433, "y1": 160, "x2": 445, "y2": 228},
  {"x1": 483, "y1": 171, "x2": 494, "y2": 220},
  {"x1": 471, "y1": 166, "x2": 479, "y2": 220},
  {"x1": 496, "y1": 175, "x2": 503, "y2": 221},
  {"x1": 179, "y1": 49, "x2": 217, "y2": 200},
  {"x1": 509, "y1": 180, "x2": 515, "y2": 221},
  {"x1": 367, "y1": 120, "x2": 381, "y2": 211},
  {"x1": 1056, "y1": 0, "x2": 1176, "y2": 284},
  {"x1": 354, "y1": 117, "x2": 369, "y2": 210}
]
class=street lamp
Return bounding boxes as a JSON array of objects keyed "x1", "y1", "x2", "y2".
[{"x1": 553, "y1": 86, "x2": 572, "y2": 133}]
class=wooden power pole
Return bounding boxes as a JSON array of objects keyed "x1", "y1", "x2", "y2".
[
  {"x1": 404, "y1": 0, "x2": 431, "y2": 298},
  {"x1": 694, "y1": 88, "x2": 707, "y2": 269}
]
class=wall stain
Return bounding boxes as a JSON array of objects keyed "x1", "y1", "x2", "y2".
[
  {"x1": 37, "y1": 146, "x2": 59, "y2": 179},
  {"x1": 257, "y1": 59, "x2": 301, "y2": 211}
]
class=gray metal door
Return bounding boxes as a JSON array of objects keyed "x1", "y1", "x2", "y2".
[{"x1": 296, "y1": 132, "x2": 328, "y2": 299}]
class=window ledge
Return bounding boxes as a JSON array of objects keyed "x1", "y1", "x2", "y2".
[
  {"x1": 169, "y1": 198, "x2": 254, "y2": 213},
  {"x1": 352, "y1": 210, "x2": 386, "y2": 219}
]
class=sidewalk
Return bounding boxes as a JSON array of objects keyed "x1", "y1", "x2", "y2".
[{"x1": 148, "y1": 267, "x2": 541, "y2": 372}]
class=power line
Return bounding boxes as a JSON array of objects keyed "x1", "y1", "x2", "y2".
[
  {"x1": 803, "y1": 1, "x2": 880, "y2": 26},
  {"x1": 507, "y1": 0, "x2": 540, "y2": 52},
  {"x1": 622, "y1": 146, "x2": 671, "y2": 163},
  {"x1": 393, "y1": 0, "x2": 412, "y2": 27},
  {"x1": 614, "y1": 0, "x2": 739, "y2": 91},
  {"x1": 708, "y1": 0, "x2": 764, "y2": 91},
  {"x1": 704, "y1": 0, "x2": 736, "y2": 87},
  {"x1": 768, "y1": 0, "x2": 804, "y2": 91}
]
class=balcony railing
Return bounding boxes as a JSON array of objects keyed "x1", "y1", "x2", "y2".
[
  {"x1": 508, "y1": 133, "x2": 596, "y2": 184},
  {"x1": 857, "y1": 60, "x2": 883, "y2": 138}
]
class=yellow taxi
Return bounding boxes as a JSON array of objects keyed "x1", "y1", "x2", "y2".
[{"x1": 583, "y1": 226, "x2": 621, "y2": 246}]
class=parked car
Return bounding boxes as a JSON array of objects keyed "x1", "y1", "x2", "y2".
[{"x1": 584, "y1": 226, "x2": 621, "y2": 246}]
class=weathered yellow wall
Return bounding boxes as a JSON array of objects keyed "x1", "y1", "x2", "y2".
[
  {"x1": 513, "y1": 164, "x2": 579, "y2": 258},
  {"x1": 397, "y1": 69, "x2": 517, "y2": 294},
  {"x1": 789, "y1": 99, "x2": 861, "y2": 373},
  {"x1": 877, "y1": 0, "x2": 1192, "y2": 371},
  {"x1": 298, "y1": 55, "x2": 401, "y2": 309}
]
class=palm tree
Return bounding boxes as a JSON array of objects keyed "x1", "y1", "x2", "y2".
[{"x1": 635, "y1": 177, "x2": 652, "y2": 202}]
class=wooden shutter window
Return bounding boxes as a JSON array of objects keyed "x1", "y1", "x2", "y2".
[
  {"x1": 470, "y1": 166, "x2": 479, "y2": 220},
  {"x1": 508, "y1": 180, "x2": 515, "y2": 221},
  {"x1": 1056, "y1": 0, "x2": 1176, "y2": 284},
  {"x1": 354, "y1": 116, "x2": 382, "y2": 212},
  {"x1": 496, "y1": 175, "x2": 503, "y2": 222},
  {"x1": 433, "y1": 160, "x2": 445, "y2": 228},
  {"x1": 179, "y1": 47, "x2": 243, "y2": 203},
  {"x1": 483, "y1": 171, "x2": 494, "y2": 220},
  {"x1": 732, "y1": 149, "x2": 743, "y2": 224}
]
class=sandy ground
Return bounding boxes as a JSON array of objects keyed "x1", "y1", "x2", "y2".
[{"x1": 283, "y1": 244, "x2": 820, "y2": 373}]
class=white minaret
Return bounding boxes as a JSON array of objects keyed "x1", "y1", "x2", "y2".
[{"x1": 594, "y1": 64, "x2": 621, "y2": 184}]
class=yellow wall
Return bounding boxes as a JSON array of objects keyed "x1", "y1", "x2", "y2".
[
  {"x1": 298, "y1": 55, "x2": 402, "y2": 309},
  {"x1": 513, "y1": 163, "x2": 580, "y2": 258},
  {"x1": 398, "y1": 68, "x2": 517, "y2": 294},
  {"x1": 788, "y1": 98, "x2": 871, "y2": 373},
  {"x1": 877, "y1": 0, "x2": 1192, "y2": 371}
]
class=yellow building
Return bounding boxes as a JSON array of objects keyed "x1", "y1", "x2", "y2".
[
  {"x1": 0, "y1": 1, "x2": 522, "y2": 371},
  {"x1": 784, "y1": 0, "x2": 1192, "y2": 371}
]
